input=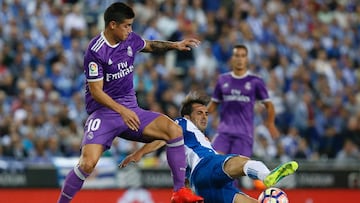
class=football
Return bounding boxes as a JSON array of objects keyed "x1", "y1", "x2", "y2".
[{"x1": 258, "y1": 187, "x2": 289, "y2": 203}]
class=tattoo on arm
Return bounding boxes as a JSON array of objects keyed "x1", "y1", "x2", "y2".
[{"x1": 143, "y1": 40, "x2": 177, "y2": 53}]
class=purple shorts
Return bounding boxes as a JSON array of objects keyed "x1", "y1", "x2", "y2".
[
  {"x1": 212, "y1": 133, "x2": 253, "y2": 157},
  {"x1": 82, "y1": 107, "x2": 161, "y2": 150}
]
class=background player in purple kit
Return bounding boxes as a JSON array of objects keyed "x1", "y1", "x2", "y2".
[
  {"x1": 57, "y1": 2, "x2": 203, "y2": 203},
  {"x1": 208, "y1": 44, "x2": 280, "y2": 157}
]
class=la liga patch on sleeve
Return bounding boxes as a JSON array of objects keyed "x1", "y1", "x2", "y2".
[{"x1": 89, "y1": 62, "x2": 99, "y2": 76}]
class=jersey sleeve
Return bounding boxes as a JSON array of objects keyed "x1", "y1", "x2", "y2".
[
  {"x1": 128, "y1": 32, "x2": 146, "y2": 53},
  {"x1": 211, "y1": 75, "x2": 223, "y2": 102},
  {"x1": 84, "y1": 49, "x2": 104, "y2": 82},
  {"x1": 255, "y1": 77, "x2": 270, "y2": 101}
]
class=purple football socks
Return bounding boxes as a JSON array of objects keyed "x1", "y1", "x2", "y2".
[
  {"x1": 166, "y1": 136, "x2": 186, "y2": 191},
  {"x1": 57, "y1": 166, "x2": 90, "y2": 203}
]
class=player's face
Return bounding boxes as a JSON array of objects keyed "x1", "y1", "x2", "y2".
[
  {"x1": 113, "y1": 18, "x2": 134, "y2": 41},
  {"x1": 189, "y1": 104, "x2": 208, "y2": 132},
  {"x1": 231, "y1": 47, "x2": 248, "y2": 71}
]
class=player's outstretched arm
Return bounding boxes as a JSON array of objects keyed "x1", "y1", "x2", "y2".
[
  {"x1": 142, "y1": 38, "x2": 200, "y2": 53},
  {"x1": 119, "y1": 140, "x2": 166, "y2": 168}
]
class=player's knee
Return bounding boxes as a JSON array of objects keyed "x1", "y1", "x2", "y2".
[
  {"x1": 78, "y1": 159, "x2": 97, "y2": 174},
  {"x1": 166, "y1": 123, "x2": 183, "y2": 140},
  {"x1": 225, "y1": 156, "x2": 249, "y2": 177},
  {"x1": 163, "y1": 123, "x2": 183, "y2": 141}
]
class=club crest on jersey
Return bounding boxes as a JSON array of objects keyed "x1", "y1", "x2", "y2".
[
  {"x1": 245, "y1": 82, "x2": 251, "y2": 90},
  {"x1": 127, "y1": 46, "x2": 133, "y2": 57},
  {"x1": 223, "y1": 83, "x2": 229, "y2": 88},
  {"x1": 89, "y1": 62, "x2": 98, "y2": 76}
]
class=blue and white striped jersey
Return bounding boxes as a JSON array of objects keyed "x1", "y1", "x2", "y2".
[{"x1": 175, "y1": 118, "x2": 218, "y2": 174}]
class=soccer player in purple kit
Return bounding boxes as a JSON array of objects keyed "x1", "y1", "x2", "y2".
[
  {"x1": 57, "y1": 2, "x2": 203, "y2": 203},
  {"x1": 208, "y1": 44, "x2": 280, "y2": 157}
]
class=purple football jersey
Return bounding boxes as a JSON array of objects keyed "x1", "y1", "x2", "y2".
[
  {"x1": 84, "y1": 32, "x2": 145, "y2": 114},
  {"x1": 211, "y1": 71, "x2": 270, "y2": 140}
]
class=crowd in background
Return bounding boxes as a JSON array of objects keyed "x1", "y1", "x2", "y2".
[{"x1": 0, "y1": 0, "x2": 359, "y2": 167}]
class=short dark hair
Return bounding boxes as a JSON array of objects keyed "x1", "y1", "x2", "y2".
[
  {"x1": 104, "y1": 2, "x2": 135, "y2": 26},
  {"x1": 180, "y1": 92, "x2": 209, "y2": 117},
  {"x1": 233, "y1": 44, "x2": 248, "y2": 55}
]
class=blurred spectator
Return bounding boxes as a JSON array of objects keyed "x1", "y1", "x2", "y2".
[
  {"x1": 211, "y1": 33, "x2": 233, "y2": 72},
  {"x1": 341, "y1": 115, "x2": 360, "y2": 148},
  {"x1": 294, "y1": 137, "x2": 315, "y2": 160},
  {"x1": 0, "y1": 52, "x2": 15, "y2": 95},
  {"x1": 0, "y1": 90, "x2": 10, "y2": 118},
  {"x1": 253, "y1": 125, "x2": 277, "y2": 161},
  {"x1": 281, "y1": 127, "x2": 301, "y2": 158},
  {"x1": 133, "y1": 0, "x2": 157, "y2": 31},
  {"x1": 63, "y1": 3, "x2": 86, "y2": 39},
  {"x1": 335, "y1": 138, "x2": 360, "y2": 165},
  {"x1": 171, "y1": 79, "x2": 186, "y2": 107},
  {"x1": 27, "y1": 137, "x2": 53, "y2": 165},
  {"x1": 142, "y1": 16, "x2": 164, "y2": 41},
  {"x1": 193, "y1": 41, "x2": 218, "y2": 81}
]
